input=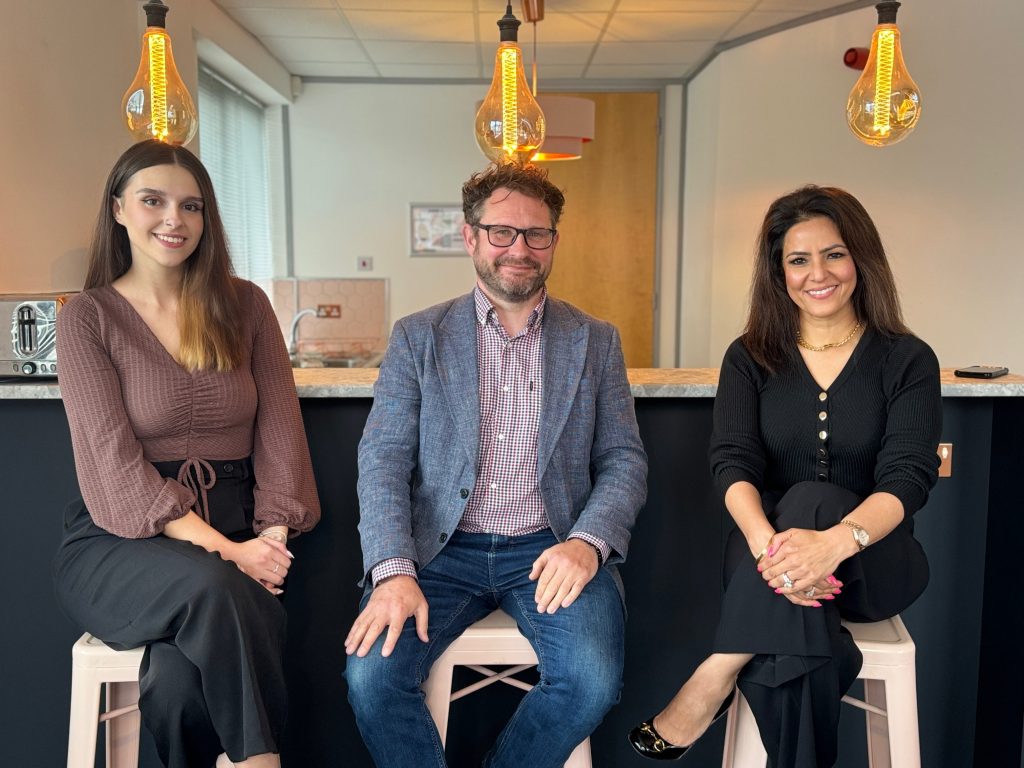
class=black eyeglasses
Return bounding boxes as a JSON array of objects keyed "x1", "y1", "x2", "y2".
[{"x1": 475, "y1": 223, "x2": 557, "y2": 250}]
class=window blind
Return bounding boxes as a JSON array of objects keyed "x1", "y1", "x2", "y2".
[{"x1": 197, "y1": 66, "x2": 272, "y2": 282}]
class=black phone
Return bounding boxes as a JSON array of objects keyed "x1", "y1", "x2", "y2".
[{"x1": 953, "y1": 366, "x2": 1009, "y2": 379}]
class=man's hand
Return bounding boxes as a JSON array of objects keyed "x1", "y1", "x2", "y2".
[
  {"x1": 529, "y1": 539, "x2": 600, "y2": 614},
  {"x1": 344, "y1": 575, "x2": 429, "y2": 658}
]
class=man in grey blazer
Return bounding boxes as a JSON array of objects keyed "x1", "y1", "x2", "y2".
[{"x1": 344, "y1": 163, "x2": 647, "y2": 767}]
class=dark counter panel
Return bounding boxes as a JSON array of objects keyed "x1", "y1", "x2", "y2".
[{"x1": 1, "y1": 395, "x2": 1019, "y2": 767}]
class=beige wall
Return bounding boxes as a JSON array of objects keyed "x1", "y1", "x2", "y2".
[
  {"x1": 0, "y1": 0, "x2": 289, "y2": 294},
  {"x1": 681, "y1": 0, "x2": 1024, "y2": 373}
]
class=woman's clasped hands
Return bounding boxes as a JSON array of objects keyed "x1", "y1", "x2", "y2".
[
  {"x1": 225, "y1": 532, "x2": 293, "y2": 596},
  {"x1": 758, "y1": 528, "x2": 848, "y2": 608}
]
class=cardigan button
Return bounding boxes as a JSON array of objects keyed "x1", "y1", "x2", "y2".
[
  {"x1": 438, "y1": 532, "x2": 448, "y2": 543},
  {"x1": 818, "y1": 411, "x2": 827, "y2": 421},
  {"x1": 459, "y1": 488, "x2": 469, "y2": 499},
  {"x1": 818, "y1": 430, "x2": 828, "y2": 440},
  {"x1": 819, "y1": 392, "x2": 828, "y2": 401}
]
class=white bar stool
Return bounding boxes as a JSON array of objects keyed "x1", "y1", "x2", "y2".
[
  {"x1": 721, "y1": 615, "x2": 920, "y2": 768},
  {"x1": 67, "y1": 633, "x2": 144, "y2": 768},
  {"x1": 421, "y1": 609, "x2": 593, "y2": 768}
]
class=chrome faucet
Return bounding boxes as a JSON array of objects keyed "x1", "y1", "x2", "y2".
[{"x1": 288, "y1": 308, "x2": 317, "y2": 355}]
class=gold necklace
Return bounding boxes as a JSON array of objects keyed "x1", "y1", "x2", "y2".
[{"x1": 797, "y1": 321, "x2": 863, "y2": 352}]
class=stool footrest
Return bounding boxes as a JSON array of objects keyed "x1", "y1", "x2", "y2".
[{"x1": 452, "y1": 664, "x2": 535, "y2": 700}]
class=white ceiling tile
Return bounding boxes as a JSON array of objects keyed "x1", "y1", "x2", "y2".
[
  {"x1": 756, "y1": 0, "x2": 856, "y2": 11},
  {"x1": 288, "y1": 62, "x2": 380, "y2": 77},
  {"x1": 591, "y1": 40, "x2": 714, "y2": 65},
  {"x1": 522, "y1": 43, "x2": 595, "y2": 65},
  {"x1": 605, "y1": 12, "x2": 742, "y2": 41},
  {"x1": 616, "y1": 0, "x2": 755, "y2": 9},
  {"x1": 345, "y1": 11, "x2": 477, "y2": 42},
  {"x1": 726, "y1": 10, "x2": 807, "y2": 38},
  {"x1": 215, "y1": 0, "x2": 333, "y2": 9},
  {"x1": 335, "y1": 0, "x2": 471, "y2": 8},
  {"x1": 585, "y1": 63, "x2": 690, "y2": 79},
  {"x1": 479, "y1": 13, "x2": 608, "y2": 45},
  {"x1": 533, "y1": 64, "x2": 588, "y2": 80},
  {"x1": 227, "y1": 8, "x2": 352, "y2": 37},
  {"x1": 362, "y1": 41, "x2": 477, "y2": 64},
  {"x1": 375, "y1": 63, "x2": 481, "y2": 78},
  {"x1": 262, "y1": 36, "x2": 369, "y2": 63}
]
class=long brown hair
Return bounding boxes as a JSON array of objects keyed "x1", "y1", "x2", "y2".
[
  {"x1": 85, "y1": 140, "x2": 243, "y2": 371},
  {"x1": 743, "y1": 185, "x2": 911, "y2": 372}
]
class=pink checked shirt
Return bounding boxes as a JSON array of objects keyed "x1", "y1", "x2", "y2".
[{"x1": 371, "y1": 288, "x2": 608, "y2": 585}]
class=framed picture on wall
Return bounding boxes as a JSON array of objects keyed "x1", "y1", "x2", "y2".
[{"x1": 410, "y1": 204, "x2": 466, "y2": 256}]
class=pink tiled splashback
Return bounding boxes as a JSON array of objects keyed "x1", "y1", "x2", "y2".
[{"x1": 260, "y1": 278, "x2": 388, "y2": 358}]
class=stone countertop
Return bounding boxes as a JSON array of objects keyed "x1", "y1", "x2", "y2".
[{"x1": 2, "y1": 368, "x2": 1023, "y2": 400}]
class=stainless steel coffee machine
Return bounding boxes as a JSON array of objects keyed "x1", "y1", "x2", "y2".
[{"x1": 0, "y1": 293, "x2": 77, "y2": 376}]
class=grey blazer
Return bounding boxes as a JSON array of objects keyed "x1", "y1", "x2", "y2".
[{"x1": 356, "y1": 292, "x2": 647, "y2": 597}]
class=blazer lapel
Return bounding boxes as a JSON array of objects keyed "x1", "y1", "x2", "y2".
[
  {"x1": 432, "y1": 293, "x2": 481, "y2": 468},
  {"x1": 538, "y1": 298, "x2": 588, "y2": 479}
]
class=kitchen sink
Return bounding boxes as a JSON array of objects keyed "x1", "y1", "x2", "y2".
[{"x1": 291, "y1": 352, "x2": 383, "y2": 368}]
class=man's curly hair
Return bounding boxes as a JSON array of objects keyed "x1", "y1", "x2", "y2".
[{"x1": 462, "y1": 163, "x2": 565, "y2": 228}]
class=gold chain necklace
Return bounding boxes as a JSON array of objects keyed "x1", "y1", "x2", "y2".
[{"x1": 797, "y1": 321, "x2": 863, "y2": 352}]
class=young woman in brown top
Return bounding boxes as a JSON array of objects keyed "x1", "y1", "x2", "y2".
[{"x1": 53, "y1": 140, "x2": 320, "y2": 768}]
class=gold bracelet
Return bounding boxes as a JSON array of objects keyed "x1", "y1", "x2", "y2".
[{"x1": 258, "y1": 529, "x2": 288, "y2": 543}]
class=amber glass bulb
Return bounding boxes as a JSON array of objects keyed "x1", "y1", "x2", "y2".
[
  {"x1": 122, "y1": 8, "x2": 197, "y2": 145},
  {"x1": 846, "y1": 2, "x2": 921, "y2": 147},
  {"x1": 474, "y1": 5, "x2": 545, "y2": 164}
]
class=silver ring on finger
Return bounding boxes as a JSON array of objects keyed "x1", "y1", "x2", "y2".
[
  {"x1": 781, "y1": 572, "x2": 794, "y2": 589},
  {"x1": 805, "y1": 586, "x2": 816, "y2": 598},
  {"x1": 273, "y1": 562, "x2": 280, "y2": 574}
]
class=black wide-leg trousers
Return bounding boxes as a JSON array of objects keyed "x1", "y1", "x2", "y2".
[
  {"x1": 53, "y1": 459, "x2": 287, "y2": 768},
  {"x1": 713, "y1": 481, "x2": 929, "y2": 768}
]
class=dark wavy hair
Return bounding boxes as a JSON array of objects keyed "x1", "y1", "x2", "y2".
[
  {"x1": 84, "y1": 140, "x2": 243, "y2": 371},
  {"x1": 462, "y1": 163, "x2": 566, "y2": 228},
  {"x1": 742, "y1": 185, "x2": 911, "y2": 372}
]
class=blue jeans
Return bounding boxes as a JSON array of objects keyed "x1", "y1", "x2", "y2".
[{"x1": 345, "y1": 529, "x2": 625, "y2": 768}]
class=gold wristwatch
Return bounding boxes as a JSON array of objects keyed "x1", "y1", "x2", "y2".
[{"x1": 841, "y1": 520, "x2": 869, "y2": 551}]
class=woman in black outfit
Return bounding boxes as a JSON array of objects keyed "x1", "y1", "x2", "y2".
[{"x1": 629, "y1": 186, "x2": 941, "y2": 766}]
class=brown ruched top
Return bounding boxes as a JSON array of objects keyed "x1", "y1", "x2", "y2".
[{"x1": 57, "y1": 281, "x2": 321, "y2": 539}]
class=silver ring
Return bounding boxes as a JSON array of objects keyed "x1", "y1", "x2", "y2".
[
  {"x1": 273, "y1": 563, "x2": 280, "y2": 574},
  {"x1": 805, "y1": 586, "x2": 816, "y2": 598},
  {"x1": 781, "y1": 572, "x2": 794, "y2": 589}
]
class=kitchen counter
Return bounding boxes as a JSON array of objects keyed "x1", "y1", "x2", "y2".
[
  {"x1": 2, "y1": 368, "x2": 1022, "y2": 767},
  {"x1": 2, "y1": 367, "x2": 1022, "y2": 399}
]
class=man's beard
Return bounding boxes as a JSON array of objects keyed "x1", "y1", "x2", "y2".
[{"x1": 473, "y1": 251, "x2": 549, "y2": 304}]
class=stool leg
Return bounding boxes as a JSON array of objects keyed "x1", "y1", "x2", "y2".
[
  {"x1": 721, "y1": 692, "x2": 768, "y2": 768},
  {"x1": 867, "y1": 667, "x2": 920, "y2": 768},
  {"x1": 421, "y1": 658, "x2": 456, "y2": 746},
  {"x1": 67, "y1": 665, "x2": 102, "y2": 768},
  {"x1": 563, "y1": 737, "x2": 592, "y2": 768},
  {"x1": 106, "y1": 681, "x2": 141, "y2": 768}
]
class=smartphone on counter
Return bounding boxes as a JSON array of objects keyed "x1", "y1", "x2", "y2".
[{"x1": 953, "y1": 366, "x2": 1009, "y2": 379}]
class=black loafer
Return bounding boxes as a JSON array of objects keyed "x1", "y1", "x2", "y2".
[{"x1": 627, "y1": 690, "x2": 736, "y2": 761}]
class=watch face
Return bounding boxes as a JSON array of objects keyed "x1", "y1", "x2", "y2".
[{"x1": 854, "y1": 528, "x2": 869, "y2": 547}]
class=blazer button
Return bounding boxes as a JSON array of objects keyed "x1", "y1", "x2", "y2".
[
  {"x1": 438, "y1": 533, "x2": 448, "y2": 543},
  {"x1": 459, "y1": 488, "x2": 469, "y2": 499}
]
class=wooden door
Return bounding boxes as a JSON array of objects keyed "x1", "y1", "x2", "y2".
[{"x1": 542, "y1": 91, "x2": 659, "y2": 368}]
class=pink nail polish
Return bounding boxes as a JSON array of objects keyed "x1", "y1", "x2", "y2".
[
  {"x1": 767, "y1": 546, "x2": 777, "y2": 557},
  {"x1": 774, "y1": 588, "x2": 783, "y2": 594},
  {"x1": 835, "y1": 589, "x2": 842, "y2": 594},
  {"x1": 813, "y1": 601, "x2": 822, "y2": 607},
  {"x1": 757, "y1": 566, "x2": 764, "y2": 573},
  {"x1": 827, "y1": 575, "x2": 838, "y2": 585},
  {"x1": 823, "y1": 595, "x2": 835, "y2": 600}
]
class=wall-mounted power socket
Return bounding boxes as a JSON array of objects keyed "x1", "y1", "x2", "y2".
[
  {"x1": 357, "y1": 257, "x2": 373, "y2": 272},
  {"x1": 317, "y1": 304, "x2": 341, "y2": 319}
]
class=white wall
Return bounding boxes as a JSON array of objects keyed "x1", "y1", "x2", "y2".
[
  {"x1": 681, "y1": 0, "x2": 1024, "y2": 372},
  {"x1": 289, "y1": 83, "x2": 488, "y2": 327},
  {"x1": 0, "y1": 0, "x2": 290, "y2": 294}
]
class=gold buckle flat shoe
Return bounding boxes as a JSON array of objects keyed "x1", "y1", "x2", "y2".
[{"x1": 627, "y1": 689, "x2": 736, "y2": 761}]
